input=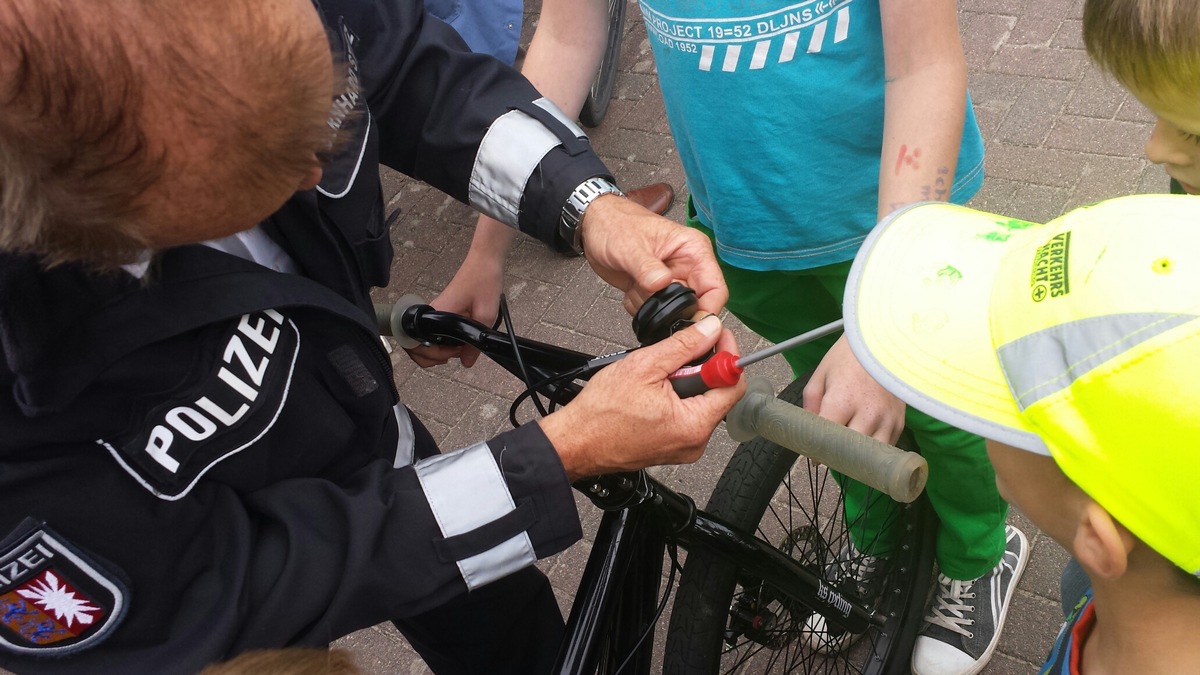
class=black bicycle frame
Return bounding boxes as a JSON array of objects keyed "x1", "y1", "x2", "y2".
[
  {"x1": 554, "y1": 470, "x2": 884, "y2": 674},
  {"x1": 394, "y1": 303, "x2": 884, "y2": 675}
]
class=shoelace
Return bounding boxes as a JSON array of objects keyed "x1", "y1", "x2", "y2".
[
  {"x1": 834, "y1": 544, "x2": 882, "y2": 600},
  {"x1": 924, "y1": 574, "x2": 976, "y2": 638},
  {"x1": 842, "y1": 551, "x2": 878, "y2": 581}
]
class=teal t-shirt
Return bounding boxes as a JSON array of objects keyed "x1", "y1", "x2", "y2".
[{"x1": 639, "y1": 0, "x2": 985, "y2": 271}]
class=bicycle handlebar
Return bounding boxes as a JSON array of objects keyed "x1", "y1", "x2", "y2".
[
  {"x1": 376, "y1": 296, "x2": 927, "y2": 502},
  {"x1": 725, "y1": 377, "x2": 928, "y2": 503},
  {"x1": 376, "y1": 294, "x2": 425, "y2": 349}
]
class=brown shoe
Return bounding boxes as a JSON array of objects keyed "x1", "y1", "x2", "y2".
[{"x1": 624, "y1": 182, "x2": 676, "y2": 216}]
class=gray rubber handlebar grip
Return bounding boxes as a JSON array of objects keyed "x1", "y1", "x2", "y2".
[
  {"x1": 725, "y1": 377, "x2": 928, "y2": 503},
  {"x1": 374, "y1": 295, "x2": 427, "y2": 350}
]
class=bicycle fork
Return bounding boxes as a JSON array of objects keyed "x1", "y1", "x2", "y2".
[{"x1": 554, "y1": 506, "x2": 664, "y2": 675}]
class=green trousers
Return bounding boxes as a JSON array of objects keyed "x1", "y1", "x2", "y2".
[{"x1": 691, "y1": 211, "x2": 1008, "y2": 580}]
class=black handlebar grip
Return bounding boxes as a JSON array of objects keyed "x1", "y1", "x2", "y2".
[{"x1": 632, "y1": 282, "x2": 698, "y2": 346}]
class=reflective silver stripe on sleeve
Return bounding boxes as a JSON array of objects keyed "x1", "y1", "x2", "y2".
[
  {"x1": 998, "y1": 313, "x2": 1196, "y2": 410},
  {"x1": 468, "y1": 98, "x2": 585, "y2": 227},
  {"x1": 413, "y1": 442, "x2": 536, "y2": 590},
  {"x1": 392, "y1": 403, "x2": 416, "y2": 468},
  {"x1": 534, "y1": 96, "x2": 587, "y2": 138}
]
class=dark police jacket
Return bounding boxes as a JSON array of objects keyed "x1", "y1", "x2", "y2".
[{"x1": 0, "y1": 0, "x2": 608, "y2": 671}]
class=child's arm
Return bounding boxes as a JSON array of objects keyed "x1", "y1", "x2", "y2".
[
  {"x1": 805, "y1": 0, "x2": 971, "y2": 444},
  {"x1": 416, "y1": 0, "x2": 611, "y2": 368},
  {"x1": 877, "y1": 0, "x2": 969, "y2": 217}
]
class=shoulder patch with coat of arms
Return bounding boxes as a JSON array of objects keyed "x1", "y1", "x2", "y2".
[{"x1": 0, "y1": 520, "x2": 128, "y2": 656}]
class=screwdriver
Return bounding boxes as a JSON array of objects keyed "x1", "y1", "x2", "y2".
[{"x1": 668, "y1": 319, "x2": 845, "y2": 397}]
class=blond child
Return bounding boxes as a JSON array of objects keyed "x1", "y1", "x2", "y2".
[{"x1": 1083, "y1": 0, "x2": 1200, "y2": 197}]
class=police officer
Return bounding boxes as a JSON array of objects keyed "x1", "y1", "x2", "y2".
[{"x1": 0, "y1": 0, "x2": 743, "y2": 672}]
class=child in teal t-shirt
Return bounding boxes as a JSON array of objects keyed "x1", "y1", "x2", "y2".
[{"x1": 638, "y1": 2, "x2": 1017, "y2": 672}]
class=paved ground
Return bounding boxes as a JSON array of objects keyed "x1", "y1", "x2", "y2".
[{"x1": 340, "y1": 0, "x2": 1165, "y2": 672}]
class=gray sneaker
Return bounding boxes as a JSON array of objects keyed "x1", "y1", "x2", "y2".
[
  {"x1": 800, "y1": 539, "x2": 887, "y2": 654},
  {"x1": 911, "y1": 525, "x2": 1030, "y2": 675}
]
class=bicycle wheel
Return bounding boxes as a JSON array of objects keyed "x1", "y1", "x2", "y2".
[
  {"x1": 664, "y1": 375, "x2": 936, "y2": 675},
  {"x1": 578, "y1": 0, "x2": 626, "y2": 128}
]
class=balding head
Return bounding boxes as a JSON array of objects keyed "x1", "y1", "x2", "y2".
[{"x1": 0, "y1": 0, "x2": 338, "y2": 267}]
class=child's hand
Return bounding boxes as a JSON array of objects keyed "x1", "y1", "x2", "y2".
[{"x1": 803, "y1": 334, "x2": 906, "y2": 445}]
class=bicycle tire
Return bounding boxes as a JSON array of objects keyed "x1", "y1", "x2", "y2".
[
  {"x1": 664, "y1": 375, "x2": 936, "y2": 675},
  {"x1": 578, "y1": 0, "x2": 626, "y2": 128}
]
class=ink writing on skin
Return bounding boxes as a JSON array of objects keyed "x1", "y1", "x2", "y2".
[{"x1": 894, "y1": 144, "x2": 921, "y2": 175}]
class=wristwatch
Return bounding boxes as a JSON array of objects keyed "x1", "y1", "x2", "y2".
[{"x1": 559, "y1": 176, "x2": 624, "y2": 255}]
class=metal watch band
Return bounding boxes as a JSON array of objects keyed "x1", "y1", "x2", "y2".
[{"x1": 559, "y1": 177, "x2": 624, "y2": 255}]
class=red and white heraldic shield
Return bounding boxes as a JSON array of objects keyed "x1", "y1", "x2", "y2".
[{"x1": 0, "y1": 523, "x2": 127, "y2": 656}]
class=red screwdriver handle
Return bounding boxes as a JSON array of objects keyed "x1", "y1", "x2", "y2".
[{"x1": 668, "y1": 351, "x2": 743, "y2": 398}]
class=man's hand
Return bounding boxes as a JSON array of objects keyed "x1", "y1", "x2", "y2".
[
  {"x1": 803, "y1": 334, "x2": 907, "y2": 445},
  {"x1": 539, "y1": 314, "x2": 745, "y2": 480},
  {"x1": 579, "y1": 194, "x2": 728, "y2": 317}
]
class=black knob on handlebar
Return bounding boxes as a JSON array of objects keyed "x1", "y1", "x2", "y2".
[{"x1": 632, "y1": 282, "x2": 699, "y2": 346}]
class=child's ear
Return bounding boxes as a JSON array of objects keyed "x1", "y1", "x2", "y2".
[{"x1": 1073, "y1": 500, "x2": 1136, "y2": 581}]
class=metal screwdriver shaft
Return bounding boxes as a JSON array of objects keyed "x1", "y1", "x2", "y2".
[
  {"x1": 734, "y1": 319, "x2": 845, "y2": 368},
  {"x1": 669, "y1": 319, "x2": 845, "y2": 397}
]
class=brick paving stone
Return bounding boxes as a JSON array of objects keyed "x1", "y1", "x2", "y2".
[
  {"x1": 1115, "y1": 95, "x2": 1156, "y2": 123},
  {"x1": 438, "y1": 391, "x2": 515, "y2": 451},
  {"x1": 967, "y1": 176, "x2": 1022, "y2": 215},
  {"x1": 1137, "y1": 163, "x2": 1172, "y2": 193},
  {"x1": 960, "y1": 0, "x2": 1028, "y2": 16},
  {"x1": 961, "y1": 13, "x2": 1018, "y2": 66},
  {"x1": 1071, "y1": 154, "x2": 1154, "y2": 205},
  {"x1": 525, "y1": 321, "x2": 619, "y2": 360},
  {"x1": 1064, "y1": 68, "x2": 1130, "y2": 118},
  {"x1": 1028, "y1": 0, "x2": 1083, "y2": 20},
  {"x1": 969, "y1": 70, "x2": 1031, "y2": 109},
  {"x1": 1046, "y1": 115, "x2": 1153, "y2": 157},
  {"x1": 397, "y1": 370, "x2": 481, "y2": 430},
  {"x1": 613, "y1": 71, "x2": 658, "y2": 103},
  {"x1": 986, "y1": 44, "x2": 1091, "y2": 81},
  {"x1": 622, "y1": 89, "x2": 670, "y2": 134},
  {"x1": 997, "y1": 79, "x2": 1075, "y2": 146},
  {"x1": 505, "y1": 244, "x2": 579, "y2": 289},
  {"x1": 1008, "y1": 16, "x2": 1065, "y2": 46},
  {"x1": 1007, "y1": 183, "x2": 1074, "y2": 224},
  {"x1": 985, "y1": 143, "x2": 1089, "y2": 189},
  {"x1": 1021, "y1": 534, "x2": 1076, "y2": 602},
  {"x1": 1052, "y1": 19, "x2": 1086, "y2": 49},
  {"x1": 597, "y1": 128, "x2": 680, "y2": 167}
]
